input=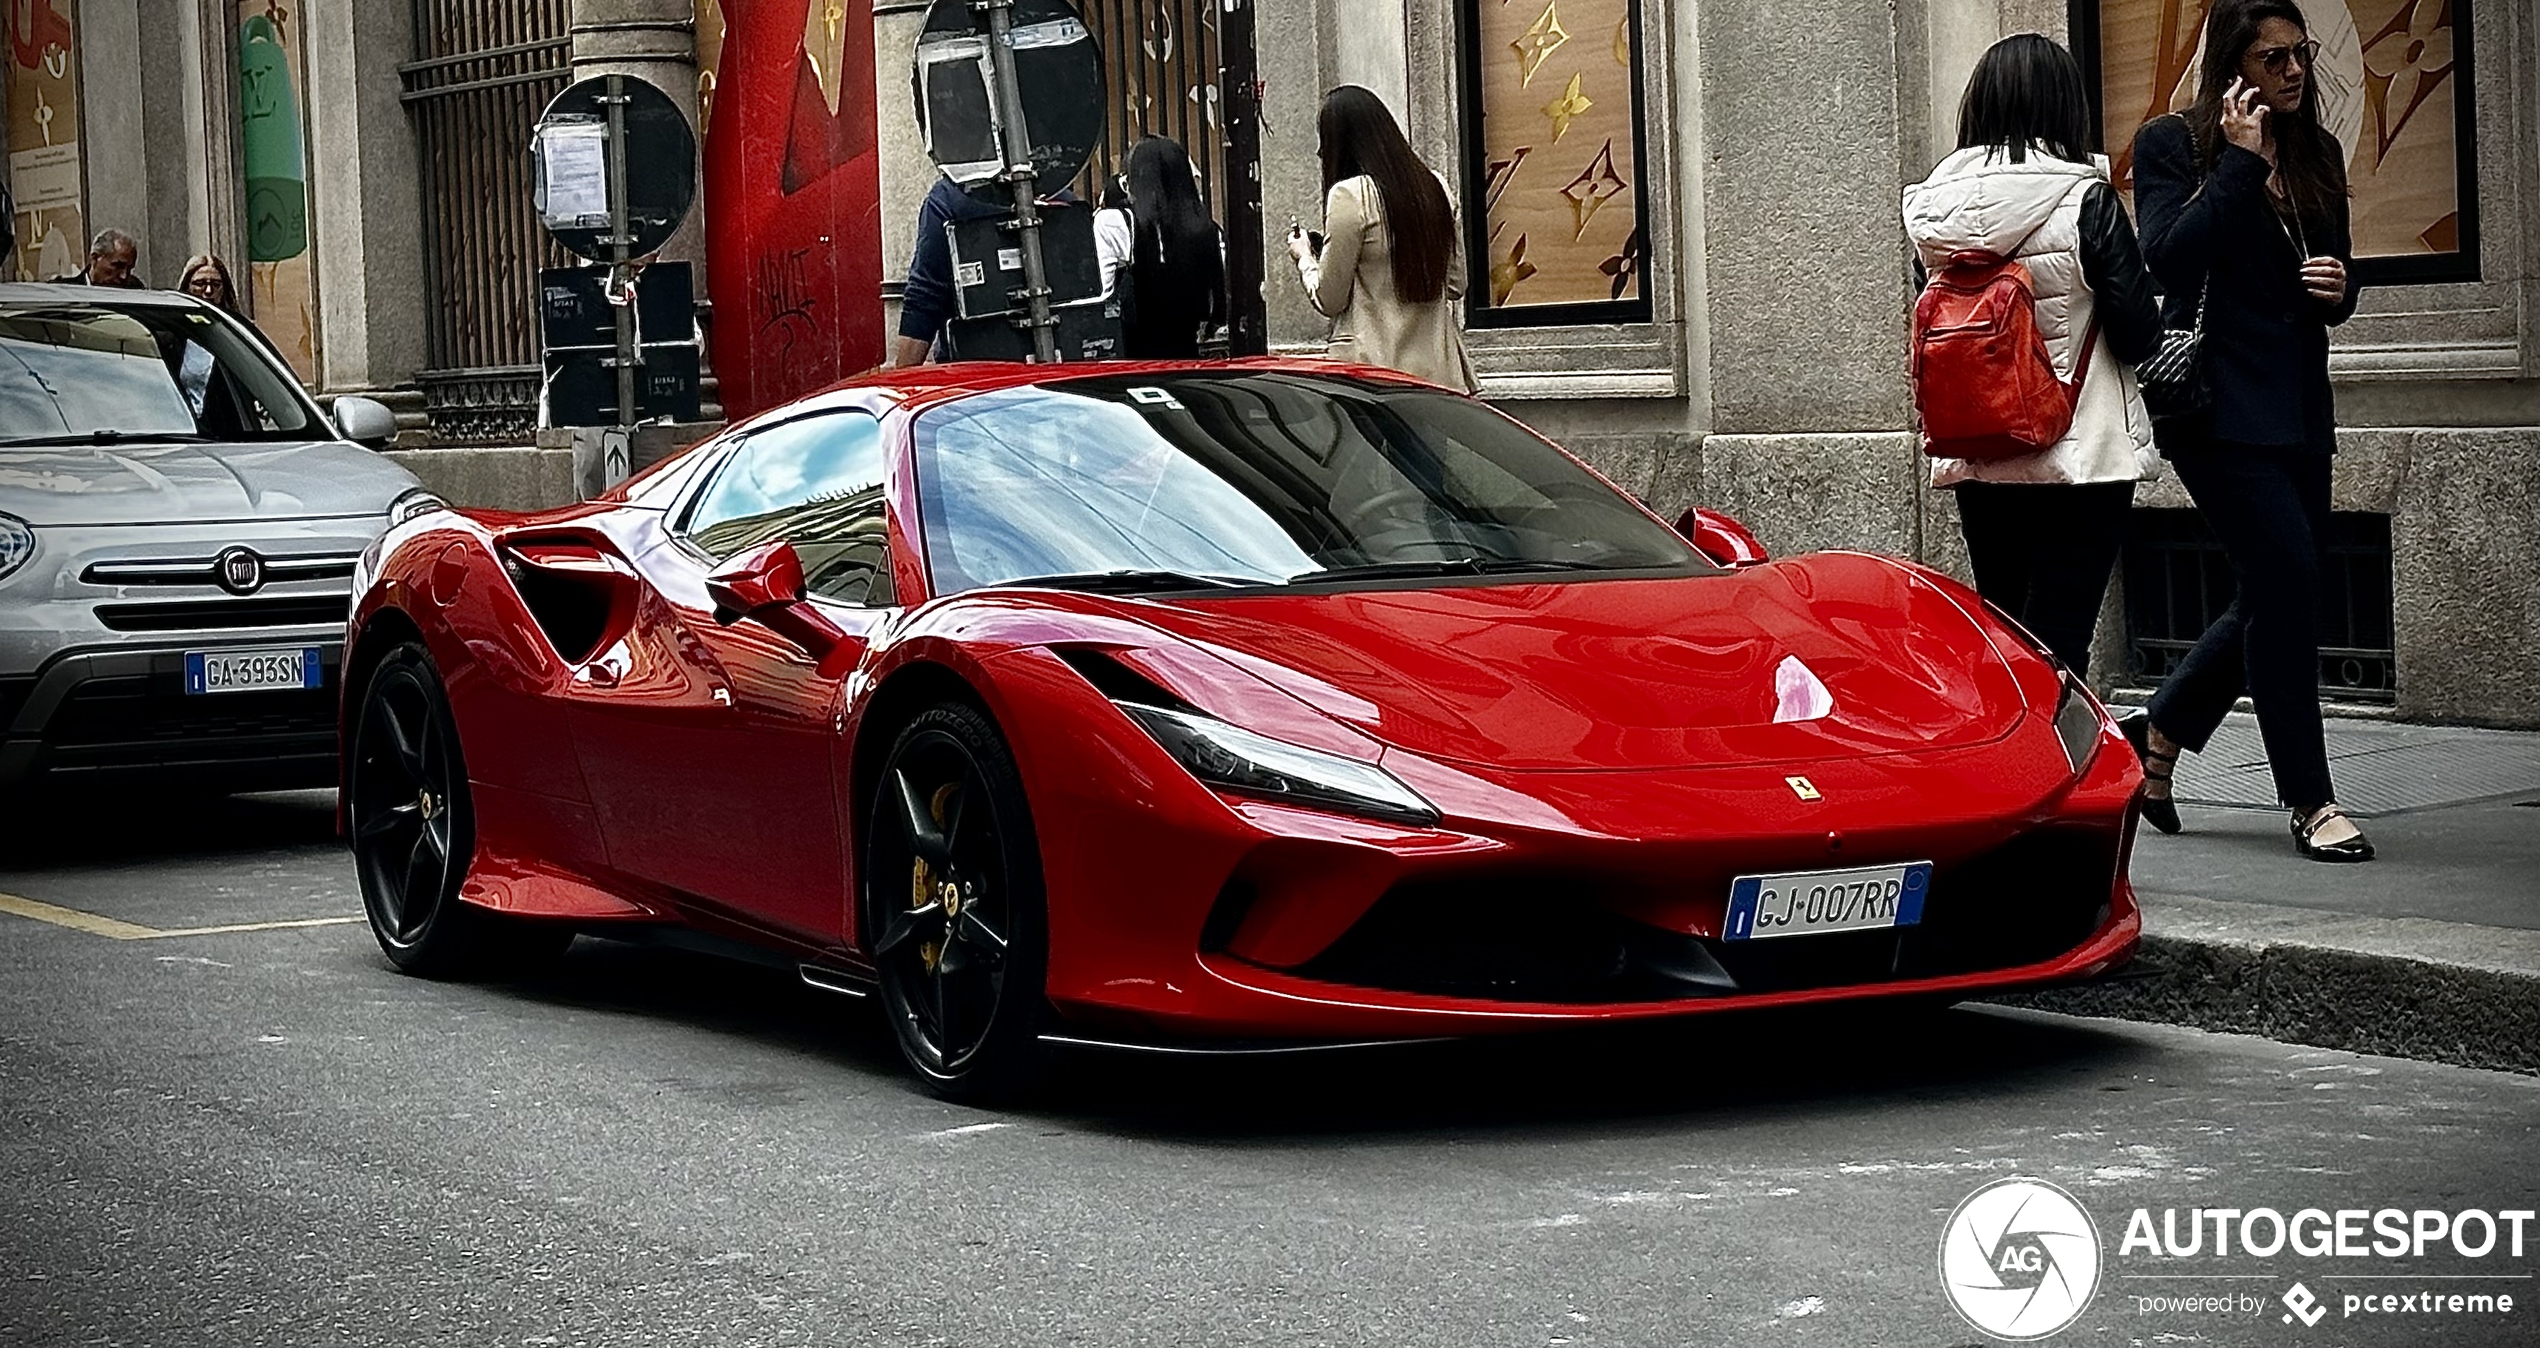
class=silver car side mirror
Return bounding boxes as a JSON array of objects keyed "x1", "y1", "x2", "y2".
[{"x1": 333, "y1": 395, "x2": 399, "y2": 449}]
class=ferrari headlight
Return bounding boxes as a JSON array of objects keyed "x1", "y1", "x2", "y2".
[
  {"x1": 2053, "y1": 676, "x2": 2104, "y2": 776},
  {"x1": 0, "y1": 512, "x2": 31, "y2": 582},
  {"x1": 387, "y1": 489, "x2": 447, "y2": 527},
  {"x1": 1116, "y1": 701, "x2": 1440, "y2": 826}
]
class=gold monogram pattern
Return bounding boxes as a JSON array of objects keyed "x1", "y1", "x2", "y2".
[{"x1": 1473, "y1": 0, "x2": 1641, "y2": 308}]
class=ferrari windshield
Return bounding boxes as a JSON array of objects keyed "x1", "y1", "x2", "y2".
[{"x1": 912, "y1": 371, "x2": 1706, "y2": 594}]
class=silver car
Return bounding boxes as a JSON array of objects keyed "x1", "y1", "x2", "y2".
[{"x1": 0, "y1": 285, "x2": 441, "y2": 794}]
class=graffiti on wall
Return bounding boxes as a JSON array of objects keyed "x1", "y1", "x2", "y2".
[{"x1": 700, "y1": 0, "x2": 883, "y2": 419}]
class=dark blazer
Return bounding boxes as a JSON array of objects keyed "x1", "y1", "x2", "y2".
[{"x1": 2130, "y1": 114, "x2": 2357, "y2": 452}]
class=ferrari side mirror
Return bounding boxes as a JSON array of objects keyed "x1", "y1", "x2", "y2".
[
  {"x1": 706, "y1": 541, "x2": 847, "y2": 660},
  {"x1": 1673, "y1": 507, "x2": 1770, "y2": 569}
]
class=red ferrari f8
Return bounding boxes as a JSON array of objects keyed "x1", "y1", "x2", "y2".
[{"x1": 340, "y1": 361, "x2": 2141, "y2": 1099}]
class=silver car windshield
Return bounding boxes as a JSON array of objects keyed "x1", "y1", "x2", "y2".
[
  {"x1": 912, "y1": 371, "x2": 1708, "y2": 595},
  {"x1": 0, "y1": 301, "x2": 321, "y2": 443}
]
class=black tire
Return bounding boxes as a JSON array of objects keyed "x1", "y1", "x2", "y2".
[
  {"x1": 347, "y1": 642, "x2": 569, "y2": 978},
  {"x1": 864, "y1": 702, "x2": 1053, "y2": 1103}
]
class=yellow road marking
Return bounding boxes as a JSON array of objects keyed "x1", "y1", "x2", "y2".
[
  {"x1": 0, "y1": 891, "x2": 359, "y2": 941},
  {"x1": 133, "y1": 916, "x2": 365, "y2": 939},
  {"x1": 0, "y1": 891, "x2": 159, "y2": 939}
]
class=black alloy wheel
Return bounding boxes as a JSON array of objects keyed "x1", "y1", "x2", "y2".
[
  {"x1": 866, "y1": 702, "x2": 1051, "y2": 1102},
  {"x1": 348, "y1": 643, "x2": 565, "y2": 976}
]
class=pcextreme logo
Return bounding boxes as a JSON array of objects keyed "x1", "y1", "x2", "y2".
[{"x1": 1939, "y1": 1178, "x2": 2104, "y2": 1341}]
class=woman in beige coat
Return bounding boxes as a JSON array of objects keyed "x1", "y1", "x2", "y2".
[{"x1": 1285, "y1": 86, "x2": 1476, "y2": 393}]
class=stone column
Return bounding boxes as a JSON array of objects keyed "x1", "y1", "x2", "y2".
[
  {"x1": 875, "y1": 0, "x2": 932, "y2": 335},
  {"x1": 300, "y1": 0, "x2": 427, "y2": 392},
  {"x1": 74, "y1": 0, "x2": 152, "y2": 276},
  {"x1": 1691, "y1": 0, "x2": 1923, "y2": 561}
]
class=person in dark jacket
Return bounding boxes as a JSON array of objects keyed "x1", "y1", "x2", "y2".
[
  {"x1": 1903, "y1": 33, "x2": 2165, "y2": 675},
  {"x1": 890, "y1": 176, "x2": 1010, "y2": 367},
  {"x1": 1114, "y1": 135, "x2": 1225, "y2": 359},
  {"x1": 53, "y1": 228, "x2": 143, "y2": 288},
  {"x1": 2124, "y1": 0, "x2": 2370, "y2": 862}
]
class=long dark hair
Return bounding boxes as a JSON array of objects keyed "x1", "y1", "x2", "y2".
[
  {"x1": 1124, "y1": 135, "x2": 1224, "y2": 346},
  {"x1": 1957, "y1": 33, "x2": 2094, "y2": 164},
  {"x1": 2187, "y1": 0, "x2": 2347, "y2": 217},
  {"x1": 1315, "y1": 85, "x2": 1452, "y2": 305}
]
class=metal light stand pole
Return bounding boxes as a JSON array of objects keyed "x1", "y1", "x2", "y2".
[
  {"x1": 602, "y1": 73, "x2": 639, "y2": 426},
  {"x1": 977, "y1": 0, "x2": 1059, "y2": 363}
]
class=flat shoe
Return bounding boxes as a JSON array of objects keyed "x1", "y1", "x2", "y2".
[
  {"x1": 2292, "y1": 803, "x2": 2374, "y2": 863},
  {"x1": 2118, "y1": 709, "x2": 2182, "y2": 835}
]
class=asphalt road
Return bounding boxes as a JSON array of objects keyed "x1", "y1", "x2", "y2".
[{"x1": 3, "y1": 792, "x2": 2535, "y2": 1347}]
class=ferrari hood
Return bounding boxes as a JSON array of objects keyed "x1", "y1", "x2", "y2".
[
  {"x1": 1124, "y1": 553, "x2": 2029, "y2": 772},
  {"x1": 0, "y1": 438, "x2": 421, "y2": 526}
]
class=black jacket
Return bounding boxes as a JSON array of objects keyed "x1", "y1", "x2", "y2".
[
  {"x1": 2130, "y1": 114, "x2": 2357, "y2": 451},
  {"x1": 2076, "y1": 183, "x2": 2165, "y2": 367}
]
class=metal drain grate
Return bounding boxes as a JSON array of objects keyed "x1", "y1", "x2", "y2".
[{"x1": 2172, "y1": 713, "x2": 2540, "y2": 817}]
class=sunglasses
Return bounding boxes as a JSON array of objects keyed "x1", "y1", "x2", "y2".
[{"x1": 2248, "y1": 39, "x2": 2320, "y2": 74}]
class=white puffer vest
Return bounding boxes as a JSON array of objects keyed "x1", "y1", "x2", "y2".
[{"x1": 1902, "y1": 146, "x2": 2157, "y2": 487}]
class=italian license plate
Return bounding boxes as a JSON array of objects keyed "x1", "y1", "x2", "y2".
[
  {"x1": 184, "y1": 647, "x2": 323, "y2": 695},
  {"x1": 1724, "y1": 861, "x2": 1933, "y2": 941}
]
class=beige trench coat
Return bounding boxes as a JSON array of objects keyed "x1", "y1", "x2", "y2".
[{"x1": 1296, "y1": 174, "x2": 1477, "y2": 393}]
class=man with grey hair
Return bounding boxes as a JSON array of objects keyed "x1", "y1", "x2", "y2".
[{"x1": 52, "y1": 228, "x2": 143, "y2": 288}]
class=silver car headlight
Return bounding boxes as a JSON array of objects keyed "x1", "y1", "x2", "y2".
[
  {"x1": 1115, "y1": 701, "x2": 1440, "y2": 826},
  {"x1": 0, "y1": 512, "x2": 33, "y2": 582},
  {"x1": 2053, "y1": 675, "x2": 2104, "y2": 776},
  {"x1": 388, "y1": 489, "x2": 447, "y2": 527}
]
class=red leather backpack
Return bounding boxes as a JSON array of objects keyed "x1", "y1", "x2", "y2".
[{"x1": 1910, "y1": 252, "x2": 2095, "y2": 461}]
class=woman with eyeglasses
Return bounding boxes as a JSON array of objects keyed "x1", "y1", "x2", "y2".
[{"x1": 2125, "y1": 0, "x2": 2368, "y2": 862}]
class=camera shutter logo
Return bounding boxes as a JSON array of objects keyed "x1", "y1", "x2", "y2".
[
  {"x1": 1939, "y1": 1178, "x2": 2102, "y2": 1340},
  {"x1": 215, "y1": 546, "x2": 266, "y2": 596}
]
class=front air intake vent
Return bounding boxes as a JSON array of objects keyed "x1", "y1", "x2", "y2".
[{"x1": 1053, "y1": 647, "x2": 1198, "y2": 713}]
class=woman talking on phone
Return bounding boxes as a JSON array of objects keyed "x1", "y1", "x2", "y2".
[
  {"x1": 1285, "y1": 86, "x2": 1475, "y2": 392},
  {"x1": 2126, "y1": 0, "x2": 2368, "y2": 861}
]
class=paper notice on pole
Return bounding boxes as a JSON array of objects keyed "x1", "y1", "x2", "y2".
[{"x1": 536, "y1": 122, "x2": 611, "y2": 229}]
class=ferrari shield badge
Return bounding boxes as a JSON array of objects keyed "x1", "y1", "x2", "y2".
[{"x1": 1785, "y1": 776, "x2": 1822, "y2": 802}]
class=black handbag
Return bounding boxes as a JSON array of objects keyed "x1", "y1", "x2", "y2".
[{"x1": 2138, "y1": 273, "x2": 2210, "y2": 418}]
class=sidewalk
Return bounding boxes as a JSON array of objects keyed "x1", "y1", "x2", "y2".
[{"x1": 1996, "y1": 711, "x2": 2540, "y2": 1075}]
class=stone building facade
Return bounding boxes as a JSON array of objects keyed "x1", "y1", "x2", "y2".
[
  {"x1": 1206, "y1": 0, "x2": 2534, "y2": 726},
  {"x1": 867, "y1": 0, "x2": 2540, "y2": 726},
  {"x1": 10, "y1": 0, "x2": 2534, "y2": 725}
]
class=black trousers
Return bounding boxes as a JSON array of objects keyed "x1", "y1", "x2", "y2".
[
  {"x1": 2146, "y1": 443, "x2": 2335, "y2": 810},
  {"x1": 1953, "y1": 480, "x2": 2135, "y2": 675}
]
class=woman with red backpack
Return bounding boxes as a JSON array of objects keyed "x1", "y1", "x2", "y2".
[{"x1": 1902, "y1": 33, "x2": 2163, "y2": 675}]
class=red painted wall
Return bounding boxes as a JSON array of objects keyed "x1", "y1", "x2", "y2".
[{"x1": 702, "y1": 0, "x2": 883, "y2": 421}]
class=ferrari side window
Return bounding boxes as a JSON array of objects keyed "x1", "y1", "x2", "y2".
[{"x1": 684, "y1": 412, "x2": 894, "y2": 606}]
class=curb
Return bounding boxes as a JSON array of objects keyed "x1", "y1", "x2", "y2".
[{"x1": 1986, "y1": 895, "x2": 2540, "y2": 1077}]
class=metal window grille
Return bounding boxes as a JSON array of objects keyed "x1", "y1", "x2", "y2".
[
  {"x1": 1070, "y1": 0, "x2": 1265, "y2": 354},
  {"x1": 400, "y1": 0, "x2": 574, "y2": 441},
  {"x1": 2121, "y1": 508, "x2": 2397, "y2": 704}
]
